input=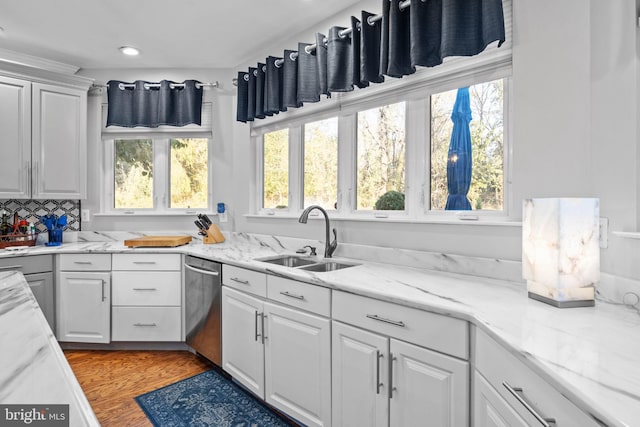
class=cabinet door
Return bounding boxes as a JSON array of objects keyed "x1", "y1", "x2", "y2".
[
  {"x1": 57, "y1": 272, "x2": 110, "y2": 343},
  {"x1": 26, "y1": 272, "x2": 55, "y2": 332},
  {"x1": 332, "y1": 321, "x2": 388, "y2": 427},
  {"x1": 31, "y1": 83, "x2": 87, "y2": 199},
  {"x1": 0, "y1": 76, "x2": 31, "y2": 198},
  {"x1": 264, "y1": 302, "x2": 331, "y2": 427},
  {"x1": 390, "y1": 339, "x2": 469, "y2": 427},
  {"x1": 473, "y1": 372, "x2": 528, "y2": 427},
  {"x1": 221, "y1": 286, "x2": 265, "y2": 397}
]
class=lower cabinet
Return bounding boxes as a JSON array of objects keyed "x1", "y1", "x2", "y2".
[
  {"x1": 222, "y1": 285, "x2": 331, "y2": 427},
  {"x1": 332, "y1": 290, "x2": 469, "y2": 427},
  {"x1": 332, "y1": 321, "x2": 469, "y2": 427},
  {"x1": 56, "y1": 254, "x2": 112, "y2": 343},
  {"x1": 473, "y1": 371, "x2": 528, "y2": 427}
]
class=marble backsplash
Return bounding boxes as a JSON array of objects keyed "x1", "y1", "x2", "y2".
[{"x1": 0, "y1": 199, "x2": 80, "y2": 231}]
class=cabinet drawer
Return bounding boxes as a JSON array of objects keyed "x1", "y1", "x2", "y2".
[
  {"x1": 267, "y1": 276, "x2": 330, "y2": 317},
  {"x1": 475, "y1": 327, "x2": 600, "y2": 427},
  {"x1": 112, "y1": 271, "x2": 181, "y2": 306},
  {"x1": 0, "y1": 255, "x2": 52, "y2": 275},
  {"x1": 223, "y1": 264, "x2": 267, "y2": 298},
  {"x1": 332, "y1": 290, "x2": 468, "y2": 360},
  {"x1": 112, "y1": 306, "x2": 181, "y2": 341},
  {"x1": 112, "y1": 253, "x2": 180, "y2": 271},
  {"x1": 59, "y1": 253, "x2": 111, "y2": 271}
]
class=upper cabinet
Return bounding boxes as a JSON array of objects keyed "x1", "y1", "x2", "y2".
[{"x1": 0, "y1": 69, "x2": 90, "y2": 200}]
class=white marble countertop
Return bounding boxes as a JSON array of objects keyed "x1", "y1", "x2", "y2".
[
  {"x1": 1, "y1": 232, "x2": 638, "y2": 427},
  {"x1": 0, "y1": 270, "x2": 99, "y2": 427}
]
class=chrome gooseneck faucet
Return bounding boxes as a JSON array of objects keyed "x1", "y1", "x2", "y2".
[{"x1": 298, "y1": 205, "x2": 337, "y2": 258}]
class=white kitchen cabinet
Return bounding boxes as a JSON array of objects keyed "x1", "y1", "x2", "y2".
[
  {"x1": 57, "y1": 254, "x2": 111, "y2": 343},
  {"x1": 0, "y1": 74, "x2": 89, "y2": 199},
  {"x1": 0, "y1": 75, "x2": 31, "y2": 198},
  {"x1": 222, "y1": 275, "x2": 332, "y2": 427},
  {"x1": 111, "y1": 254, "x2": 182, "y2": 342},
  {"x1": 473, "y1": 327, "x2": 600, "y2": 427},
  {"x1": 31, "y1": 83, "x2": 87, "y2": 199},
  {"x1": 332, "y1": 291, "x2": 469, "y2": 427},
  {"x1": 0, "y1": 255, "x2": 54, "y2": 330}
]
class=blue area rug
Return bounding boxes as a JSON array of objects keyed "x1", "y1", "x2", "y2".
[{"x1": 135, "y1": 369, "x2": 292, "y2": 427}]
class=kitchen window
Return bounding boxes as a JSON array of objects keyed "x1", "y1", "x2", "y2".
[
  {"x1": 104, "y1": 137, "x2": 211, "y2": 213},
  {"x1": 253, "y1": 75, "x2": 510, "y2": 222}
]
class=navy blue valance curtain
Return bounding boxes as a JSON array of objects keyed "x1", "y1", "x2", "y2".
[
  {"x1": 236, "y1": 0, "x2": 505, "y2": 123},
  {"x1": 107, "y1": 80, "x2": 203, "y2": 128}
]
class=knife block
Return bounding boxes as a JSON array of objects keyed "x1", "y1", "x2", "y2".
[{"x1": 203, "y1": 224, "x2": 225, "y2": 244}]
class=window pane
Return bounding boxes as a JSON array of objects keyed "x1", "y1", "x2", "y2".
[
  {"x1": 114, "y1": 139, "x2": 153, "y2": 209},
  {"x1": 304, "y1": 118, "x2": 338, "y2": 210},
  {"x1": 430, "y1": 79, "x2": 504, "y2": 211},
  {"x1": 263, "y1": 129, "x2": 289, "y2": 209},
  {"x1": 357, "y1": 102, "x2": 406, "y2": 210},
  {"x1": 170, "y1": 138, "x2": 208, "y2": 209}
]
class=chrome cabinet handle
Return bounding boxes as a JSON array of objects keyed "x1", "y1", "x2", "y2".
[
  {"x1": 389, "y1": 353, "x2": 396, "y2": 399},
  {"x1": 366, "y1": 314, "x2": 406, "y2": 328},
  {"x1": 503, "y1": 382, "x2": 557, "y2": 427},
  {"x1": 280, "y1": 291, "x2": 305, "y2": 300},
  {"x1": 184, "y1": 264, "x2": 220, "y2": 276},
  {"x1": 231, "y1": 277, "x2": 250, "y2": 285},
  {"x1": 133, "y1": 288, "x2": 157, "y2": 291},
  {"x1": 261, "y1": 314, "x2": 267, "y2": 343},
  {"x1": 134, "y1": 323, "x2": 157, "y2": 327},
  {"x1": 376, "y1": 351, "x2": 383, "y2": 394},
  {"x1": 0, "y1": 265, "x2": 23, "y2": 271},
  {"x1": 133, "y1": 261, "x2": 156, "y2": 264},
  {"x1": 74, "y1": 261, "x2": 93, "y2": 265},
  {"x1": 254, "y1": 311, "x2": 261, "y2": 342},
  {"x1": 101, "y1": 279, "x2": 106, "y2": 302}
]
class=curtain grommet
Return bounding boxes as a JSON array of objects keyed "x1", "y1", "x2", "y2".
[
  {"x1": 244, "y1": 74, "x2": 250, "y2": 82},
  {"x1": 289, "y1": 51, "x2": 298, "y2": 61}
]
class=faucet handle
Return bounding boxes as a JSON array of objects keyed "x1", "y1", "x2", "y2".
[{"x1": 296, "y1": 245, "x2": 317, "y2": 256}]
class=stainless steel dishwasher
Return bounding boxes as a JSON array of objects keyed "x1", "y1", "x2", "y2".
[{"x1": 184, "y1": 255, "x2": 222, "y2": 365}]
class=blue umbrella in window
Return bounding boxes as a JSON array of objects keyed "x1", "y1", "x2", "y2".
[{"x1": 445, "y1": 87, "x2": 473, "y2": 210}]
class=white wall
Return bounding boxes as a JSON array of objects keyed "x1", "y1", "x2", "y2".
[{"x1": 79, "y1": 0, "x2": 640, "y2": 280}]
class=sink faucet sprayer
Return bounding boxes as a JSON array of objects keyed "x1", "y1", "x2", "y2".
[{"x1": 298, "y1": 205, "x2": 337, "y2": 258}]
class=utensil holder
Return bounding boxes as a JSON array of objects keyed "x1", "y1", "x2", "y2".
[{"x1": 47, "y1": 229, "x2": 63, "y2": 246}]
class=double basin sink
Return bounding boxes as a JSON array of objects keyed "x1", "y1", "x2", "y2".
[{"x1": 256, "y1": 254, "x2": 359, "y2": 272}]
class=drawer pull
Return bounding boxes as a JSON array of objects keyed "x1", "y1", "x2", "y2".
[
  {"x1": 74, "y1": 261, "x2": 93, "y2": 265},
  {"x1": 280, "y1": 291, "x2": 305, "y2": 300},
  {"x1": 133, "y1": 261, "x2": 157, "y2": 265},
  {"x1": 366, "y1": 314, "x2": 406, "y2": 328},
  {"x1": 503, "y1": 382, "x2": 557, "y2": 427},
  {"x1": 0, "y1": 265, "x2": 23, "y2": 271},
  {"x1": 231, "y1": 277, "x2": 250, "y2": 285},
  {"x1": 133, "y1": 288, "x2": 157, "y2": 291},
  {"x1": 133, "y1": 323, "x2": 157, "y2": 327}
]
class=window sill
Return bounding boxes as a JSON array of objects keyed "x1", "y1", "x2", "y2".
[
  {"x1": 94, "y1": 212, "x2": 218, "y2": 217},
  {"x1": 243, "y1": 213, "x2": 522, "y2": 227},
  {"x1": 612, "y1": 231, "x2": 640, "y2": 240}
]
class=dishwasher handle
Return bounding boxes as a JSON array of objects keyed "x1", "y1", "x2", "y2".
[{"x1": 184, "y1": 263, "x2": 220, "y2": 276}]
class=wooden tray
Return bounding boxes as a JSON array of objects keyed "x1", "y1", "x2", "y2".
[{"x1": 124, "y1": 235, "x2": 192, "y2": 248}]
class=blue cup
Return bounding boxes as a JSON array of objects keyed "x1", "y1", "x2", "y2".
[{"x1": 48, "y1": 229, "x2": 63, "y2": 244}]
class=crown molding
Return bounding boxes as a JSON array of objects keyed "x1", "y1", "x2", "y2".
[{"x1": 0, "y1": 48, "x2": 80, "y2": 75}]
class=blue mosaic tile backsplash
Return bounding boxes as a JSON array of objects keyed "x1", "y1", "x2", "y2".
[{"x1": 0, "y1": 200, "x2": 80, "y2": 231}]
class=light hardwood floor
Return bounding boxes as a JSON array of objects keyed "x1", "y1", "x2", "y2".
[{"x1": 64, "y1": 350, "x2": 212, "y2": 426}]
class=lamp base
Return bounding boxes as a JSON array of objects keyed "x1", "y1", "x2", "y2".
[{"x1": 528, "y1": 292, "x2": 595, "y2": 308}]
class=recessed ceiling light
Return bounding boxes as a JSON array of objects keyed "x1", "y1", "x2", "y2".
[{"x1": 119, "y1": 46, "x2": 140, "y2": 56}]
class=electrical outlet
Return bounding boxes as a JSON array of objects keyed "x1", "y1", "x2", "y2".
[
  {"x1": 599, "y1": 217, "x2": 608, "y2": 249},
  {"x1": 81, "y1": 209, "x2": 90, "y2": 222}
]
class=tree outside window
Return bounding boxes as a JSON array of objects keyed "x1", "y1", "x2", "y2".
[
  {"x1": 304, "y1": 118, "x2": 338, "y2": 210},
  {"x1": 263, "y1": 129, "x2": 289, "y2": 209}
]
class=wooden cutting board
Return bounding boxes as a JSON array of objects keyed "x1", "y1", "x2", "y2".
[{"x1": 124, "y1": 235, "x2": 192, "y2": 248}]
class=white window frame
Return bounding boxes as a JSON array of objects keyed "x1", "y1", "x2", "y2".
[{"x1": 101, "y1": 135, "x2": 213, "y2": 215}]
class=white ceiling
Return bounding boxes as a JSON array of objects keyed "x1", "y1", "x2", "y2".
[{"x1": 0, "y1": 0, "x2": 362, "y2": 70}]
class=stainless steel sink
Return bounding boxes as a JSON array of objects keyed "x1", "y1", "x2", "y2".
[
  {"x1": 299, "y1": 261, "x2": 359, "y2": 272},
  {"x1": 256, "y1": 255, "x2": 318, "y2": 268}
]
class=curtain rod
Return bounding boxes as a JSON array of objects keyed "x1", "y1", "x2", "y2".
[
  {"x1": 233, "y1": 0, "x2": 414, "y2": 86},
  {"x1": 92, "y1": 81, "x2": 219, "y2": 90}
]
